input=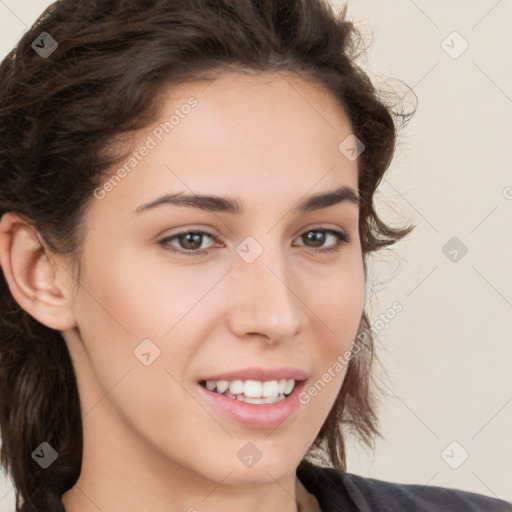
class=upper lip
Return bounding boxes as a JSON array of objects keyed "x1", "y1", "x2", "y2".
[{"x1": 198, "y1": 367, "x2": 308, "y2": 382}]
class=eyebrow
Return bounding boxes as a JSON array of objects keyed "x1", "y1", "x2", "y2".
[{"x1": 133, "y1": 185, "x2": 360, "y2": 215}]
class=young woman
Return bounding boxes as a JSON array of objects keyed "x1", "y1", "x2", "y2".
[{"x1": 0, "y1": 1, "x2": 510, "y2": 511}]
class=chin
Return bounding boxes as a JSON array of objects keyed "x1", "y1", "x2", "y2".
[{"x1": 223, "y1": 463, "x2": 297, "y2": 487}]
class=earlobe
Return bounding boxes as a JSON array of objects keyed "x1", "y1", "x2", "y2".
[{"x1": 0, "y1": 212, "x2": 77, "y2": 331}]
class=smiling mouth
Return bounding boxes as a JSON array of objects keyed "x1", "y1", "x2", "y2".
[{"x1": 198, "y1": 378, "x2": 297, "y2": 404}]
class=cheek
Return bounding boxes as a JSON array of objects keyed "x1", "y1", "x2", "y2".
[
  {"x1": 76, "y1": 243, "x2": 204, "y2": 338},
  {"x1": 71, "y1": 249, "x2": 204, "y2": 437},
  {"x1": 70, "y1": 243, "x2": 177, "y2": 394},
  {"x1": 316, "y1": 258, "x2": 365, "y2": 340},
  {"x1": 72, "y1": 242, "x2": 229, "y2": 389},
  {"x1": 307, "y1": 257, "x2": 365, "y2": 394}
]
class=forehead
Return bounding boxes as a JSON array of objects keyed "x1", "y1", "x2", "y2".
[
  {"x1": 95, "y1": 71, "x2": 358, "y2": 217},
  {"x1": 163, "y1": 70, "x2": 354, "y2": 153}
]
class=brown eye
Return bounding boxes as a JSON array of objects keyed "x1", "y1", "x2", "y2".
[
  {"x1": 295, "y1": 229, "x2": 351, "y2": 253},
  {"x1": 301, "y1": 230, "x2": 327, "y2": 248},
  {"x1": 175, "y1": 232, "x2": 207, "y2": 251},
  {"x1": 158, "y1": 230, "x2": 216, "y2": 256}
]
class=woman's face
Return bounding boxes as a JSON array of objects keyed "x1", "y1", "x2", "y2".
[{"x1": 62, "y1": 71, "x2": 364, "y2": 495}]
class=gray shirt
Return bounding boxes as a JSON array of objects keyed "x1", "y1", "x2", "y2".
[{"x1": 297, "y1": 459, "x2": 512, "y2": 511}]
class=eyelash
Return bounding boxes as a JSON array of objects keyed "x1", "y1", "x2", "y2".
[{"x1": 157, "y1": 228, "x2": 351, "y2": 257}]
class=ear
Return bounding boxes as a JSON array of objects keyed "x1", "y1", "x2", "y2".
[{"x1": 0, "y1": 212, "x2": 77, "y2": 331}]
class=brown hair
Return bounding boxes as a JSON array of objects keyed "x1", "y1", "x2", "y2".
[{"x1": 0, "y1": 0, "x2": 416, "y2": 510}]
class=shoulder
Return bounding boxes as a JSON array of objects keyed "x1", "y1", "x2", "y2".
[
  {"x1": 341, "y1": 472, "x2": 512, "y2": 512},
  {"x1": 297, "y1": 460, "x2": 512, "y2": 512}
]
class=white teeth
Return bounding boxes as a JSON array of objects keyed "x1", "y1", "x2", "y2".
[
  {"x1": 229, "y1": 380, "x2": 244, "y2": 395},
  {"x1": 284, "y1": 379, "x2": 295, "y2": 394},
  {"x1": 204, "y1": 378, "x2": 297, "y2": 398},
  {"x1": 223, "y1": 390, "x2": 285, "y2": 404},
  {"x1": 244, "y1": 380, "x2": 262, "y2": 398},
  {"x1": 216, "y1": 380, "x2": 229, "y2": 394},
  {"x1": 262, "y1": 380, "x2": 280, "y2": 398}
]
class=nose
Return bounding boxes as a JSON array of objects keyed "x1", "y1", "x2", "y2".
[{"x1": 226, "y1": 242, "x2": 307, "y2": 343}]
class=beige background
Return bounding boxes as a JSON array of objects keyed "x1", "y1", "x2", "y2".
[{"x1": 1, "y1": 0, "x2": 511, "y2": 509}]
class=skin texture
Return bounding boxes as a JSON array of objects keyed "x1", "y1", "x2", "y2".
[{"x1": 0, "y1": 71, "x2": 364, "y2": 512}]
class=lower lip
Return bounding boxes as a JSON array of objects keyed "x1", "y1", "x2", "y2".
[{"x1": 197, "y1": 380, "x2": 307, "y2": 429}]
